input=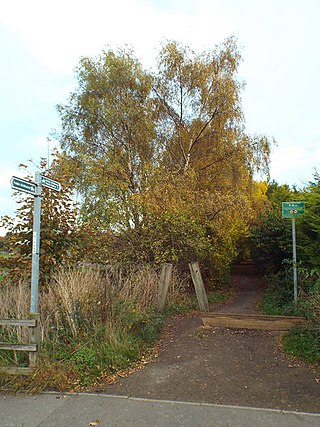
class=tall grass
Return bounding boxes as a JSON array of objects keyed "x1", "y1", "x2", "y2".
[
  {"x1": 0, "y1": 264, "x2": 188, "y2": 389},
  {"x1": 0, "y1": 279, "x2": 30, "y2": 344}
]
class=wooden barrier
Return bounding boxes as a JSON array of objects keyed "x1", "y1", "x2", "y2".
[
  {"x1": 202, "y1": 312, "x2": 306, "y2": 331},
  {"x1": 157, "y1": 263, "x2": 173, "y2": 313},
  {"x1": 0, "y1": 313, "x2": 40, "y2": 375},
  {"x1": 189, "y1": 262, "x2": 209, "y2": 312}
]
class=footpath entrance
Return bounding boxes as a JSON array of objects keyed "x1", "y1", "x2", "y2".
[
  {"x1": 101, "y1": 259, "x2": 319, "y2": 413},
  {"x1": 202, "y1": 259, "x2": 305, "y2": 330}
]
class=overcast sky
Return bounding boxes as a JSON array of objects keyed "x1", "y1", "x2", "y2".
[{"x1": 1, "y1": 0, "x2": 320, "y2": 234}]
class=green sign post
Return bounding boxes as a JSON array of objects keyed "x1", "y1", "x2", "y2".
[
  {"x1": 282, "y1": 201, "x2": 305, "y2": 304},
  {"x1": 282, "y1": 201, "x2": 305, "y2": 218}
]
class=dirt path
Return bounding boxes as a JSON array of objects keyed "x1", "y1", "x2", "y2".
[
  {"x1": 216, "y1": 270, "x2": 264, "y2": 314},
  {"x1": 98, "y1": 268, "x2": 320, "y2": 413}
]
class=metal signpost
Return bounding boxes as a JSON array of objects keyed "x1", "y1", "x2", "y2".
[
  {"x1": 282, "y1": 201, "x2": 305, "y2": 304},
  {"x1": 11, "y1": 173, "x2": 61, "y2": 314}
]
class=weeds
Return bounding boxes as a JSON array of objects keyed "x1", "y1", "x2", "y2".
[
  {"x1": 0, "y1": 263, "x2": 230, "y2": 390},
  {"x1": 283, "y1": 327, "x2": 320, "y2": 365},
  {"x1": 262, "y1": 267, "x2": 320, "y2": 367},
  {"x1": 0, "y1": 264, "x2": 191, "y2": 390}
]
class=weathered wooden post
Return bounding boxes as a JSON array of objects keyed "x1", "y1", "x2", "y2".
[
  {"x1": 28, "y1": 313, "x2": 40, "y2": 369},
  {"x1": 157, "y1": 263, "x2": 173, "y2": 313},
  {"x1": 189, "y1": 261, "x2": 209, "y2": 312}
]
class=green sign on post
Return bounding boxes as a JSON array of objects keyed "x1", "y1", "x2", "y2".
[
  {"x1": 10, "y1": 176, "x2": 37, "y2": 195},
  {"x1": 282, "y1": 201, "x2": 305, "y2": 218},
  {"x1": 41, "y1": 175, "x2": 61, "y2": 192},
  {"x1": 11, "y1": 173, "x2": 61, "y2": 314},
  {"x1": 282, "y1": 201, "x2": 305, "y2": 305}
]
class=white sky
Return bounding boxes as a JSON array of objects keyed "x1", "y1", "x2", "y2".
[{"x1": 0, "y1": 0, "x2": 320, "y2": 234}]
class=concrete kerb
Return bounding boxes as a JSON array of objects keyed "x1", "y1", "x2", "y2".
[
  {"x1": 39, "y1": 391, "x2": 320, "y2": 417},
  {"x1": 43, "y1": 390, "x2": 320, "y2": 416}
]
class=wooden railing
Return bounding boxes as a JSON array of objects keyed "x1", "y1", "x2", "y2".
[{"x1": 0, "y1": 314, "x2": 40, "y2": 375}]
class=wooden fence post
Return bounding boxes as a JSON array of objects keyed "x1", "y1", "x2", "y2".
[
  {"x1": 29, "y1": 313, "x2": 40, "y2": 369},
  {"x1": 157, "y1": 263, "x2": 173, "y2": 313},
  {"x1": 0, "y1": 317, "x2": 39, "y2": 375},
  {"x1": 189, "y1": 261, "x2": 209, "y2": 312}
]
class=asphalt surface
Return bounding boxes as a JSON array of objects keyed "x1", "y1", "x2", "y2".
[
  {"x1": 1, "y1": 392, "x2": 320, "y2": 427},
  {"x1": 104, "y1": 275, "x2": 320, "y2": 413}
]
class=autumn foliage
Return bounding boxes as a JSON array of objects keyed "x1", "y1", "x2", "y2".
[
  {"x1": 2, "y1": 39, "x2": 272, "y2": 286},
  {"x1": 52, "y1": 38, "x2": 272, "y2": 284}
]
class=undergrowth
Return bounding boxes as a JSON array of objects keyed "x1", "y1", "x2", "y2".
[
  {"x1": 262, "y1": 267, "x2": 320, "y2": 366},
  {"x1": 0, "y1": 264, "x2": 229, "y2": 391},
  {"x1": 0, "y1": 266, "x2": 167, "y2": 391},
  {"x1": 283, "y1": 327, "x2": 320, "y2": 365},
  {"x1": 164, "y1": 288, "x2": 230, "y2": 315}
]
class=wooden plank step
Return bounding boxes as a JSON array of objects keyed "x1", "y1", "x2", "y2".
[
  {"x1": 0, "y1": 366, "x2": 34, "y2": 375},
  {"x1": 0, "y1": 343, "x2": 37, "y2": 352},
  {"x1": 0, "y1": 319, "x2": 37, "y2": 327},
  {"x1": 202, "y1": 312, "x2": 306, "y2": 331}
]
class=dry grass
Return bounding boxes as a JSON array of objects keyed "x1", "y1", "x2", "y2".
[
  {"x1": 41, "y1": 266, "x2": 102, "y2": 339},
  {"x1": 0, "y1": 264, "x2": 188, "y2": 343},
  {"x1": 0, "y1": 279, "x2": 30, "y2": 343},
  {"x1": 0, "y1": 278, "x2": 30, "y2": 319},
  {"x1": 116, "y1": 265, "x2": 159, "y2": 308},
  {"x1": 0, "y1": 264, "x2": 191, "y2": 390}
]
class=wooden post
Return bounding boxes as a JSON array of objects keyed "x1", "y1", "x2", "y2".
[
  {"x1": 0, "y1": 313, "x2": 40, "y2": 375},
  {"x1": 29, "y1": 313, "x2": 40, "y2": 369},
  {"x1": 157, "y1": 263, "x2": 173, "y2": 313},
  {"x1": 0, "y1": 317, "x2": 40, "y2": 375},
  {"x1": 189, "y1": 261, "x2": 209, "y2": 312}
]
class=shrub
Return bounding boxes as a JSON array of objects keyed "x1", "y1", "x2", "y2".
[
  {"x1": 262, "y1": 267, "x2": 320, "y2": 367},
  {"x1": 260, "y1": 269, "x2": 296, "y2": 315}
]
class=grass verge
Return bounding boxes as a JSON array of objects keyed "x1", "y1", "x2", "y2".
[
  {"x1": 283, "y1": 327, "x2": 320, "y2": 366},
  {"x1": 261, "y1": 269, "x2": 320, "y2": 368},
  {"x1": 0, "y1": 265, "x2": 231, "y2": 391}
]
